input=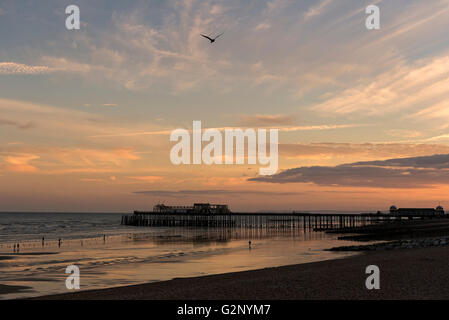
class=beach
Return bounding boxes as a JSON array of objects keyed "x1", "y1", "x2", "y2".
[
  {"x1": 37, "y1": 245, "x2": 449, "y2": 300},
  {"x1": 0, "y1": 212, "x2": 368, "y2": 299},
  {"x1": 5, "y1": 214, "x2": 449, "y2": 300}
]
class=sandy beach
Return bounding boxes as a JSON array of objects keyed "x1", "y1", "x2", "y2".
[{"x1": 36, "y1": 245, "x2": 449, "y2": 300}]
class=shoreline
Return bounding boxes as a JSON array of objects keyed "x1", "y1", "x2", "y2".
[{"x1": 35, "y1": 245, "x2": 449, "y2": 300}]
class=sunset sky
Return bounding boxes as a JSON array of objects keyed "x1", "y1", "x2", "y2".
[{"x1": 2, "y1": 0, "x2": 449, "y2": 212}]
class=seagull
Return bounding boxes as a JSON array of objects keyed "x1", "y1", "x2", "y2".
[{"x1": 200, "y1": 32, "x2": 224, "y2": 43}]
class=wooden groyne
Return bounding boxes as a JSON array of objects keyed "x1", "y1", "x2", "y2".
[{"x1": 121, "y1": 212, "x2": 449, "y2": 231}]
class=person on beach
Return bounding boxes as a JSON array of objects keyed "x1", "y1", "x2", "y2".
[
  {"x1": 249, "y1": 240, "x2": 252, "y2": 249},
  {"x1": 58, "y1": 239, "x2": 62, "y2": 248},
  {"x1": 13, "y1": 243, "x2": 16, "y2": 252},
  {"x1": 42, "y1": 237, "x2": 45, "y2": 247}
]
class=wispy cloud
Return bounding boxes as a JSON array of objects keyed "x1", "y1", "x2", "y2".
[
  {"x1": 0, "y1": 98, "x2": 111, "y2": 137},
  {"x1": 313, "y1": 54, "x2": 449, "y2": 116},
  {"x1": 265, "y1": 0, "x2": 291, "y2": 14},
  {"x1": 89, "y1": 122, "x2": 362, "y2": 139},
  {"x1": 2, "y1": 153, "x2": 40, "y2": 173},
  {"x1": 0, "y1": 118, "x2": 36, "y2": 130},
  {"x1": 304, "y1": 0, "x2": 332, "y2": 20},
  {"x1": 280, "y1": 143, "x2": 449, "y2": 160},
  {"x1": 0, "y1": 58, "x2": 94, "y2": 76},
  {"x1": 83, "y1": 103, "x2": 118, "y2": 108},
  {"x1": 128, "y1": 176, "x2": 164, "y2": 183},
  {"x1": 0, "y1": 62, "x2": 55, "y2": 75},
  {"x1": 238, "y1": 114, "x2": 295, "y2": 126},
  {"x1": 133, "y1": 189, "x2": 302, "y2": 198},
  {"x1": 254, "y1": 23, "x2": 271, "y2": 31},
  {"x1": 279, "y1": 124, "x2": 364, "y2": 132},
  {"x1": 0, "y1": 147, "x2": 142, "y2": 174}
]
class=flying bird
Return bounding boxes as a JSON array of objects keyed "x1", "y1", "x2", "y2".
[{"x1": 200, "y1": 32, "x2": 224, "y2": 43}]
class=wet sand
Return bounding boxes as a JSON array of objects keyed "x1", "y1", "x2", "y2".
[
  {"x1": 36, "y1": 245, "x2": 449, "y2": 300},
  {"x1": 0, "y1": 284, "x2": 32, "y2": 295},
  {"x1": 2, "y1": 232, "x2": 362, "y2": 299}
]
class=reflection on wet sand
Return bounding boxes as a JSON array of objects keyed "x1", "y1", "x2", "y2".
[{"x1": 131, "y1": 227, "x2": 327, "y2": 244}]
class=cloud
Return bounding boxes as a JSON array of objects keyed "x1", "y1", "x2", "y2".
[
  {"x1": 254, "y1": 23, "x2": 271, "y2": 31},
  {"x1": 0, "y1": 62, "x2": 55, "y2": 75},
  {"x1": 304, "y1": 0, "x2": 332, "y2": 20},
  {"x1": 426, "y1": 134, "x2": 449, "y2": 142},
  {"x1": 80, "y1": 178, "x2": 104, "y2": 182},
  {"x1": 0, "y1": 118, "x2": 36, "y2": 130},
  {"x1": 128, "y1": 176, "x2": 164, "y2": 183},
  {"x1": 238, "y1": 114, "x2": 295, "y2": 126},
  {"x1": 386, "y1": 129, "x2": 422, "y2": 139},
  {"x1": 40, "y1": 57, "x2": 92, "y2": 74},
  {"x1": 65, "y1": 2, "x2": 231, "y2": 92},
  {"x1": 0, "y1": 98, "x2": 114, "y2": 138},
  {"x1": 2, "y1": 0, "x2": 448, "y2": 102},
  {"x1": 133, "y1": 189, "x2": 302, "y2": 198},
  {"x1": 0, "y1": 147, "x2": 142, "y2": 174},
  {"x1": 0, "y1": 98, "x2": 168, "y2": 151},
  {"x1": 279, "y1": 143, "x2": 449, "y2": 160},
  {"x1": 89, "y1": 122, "x2": 362, "y2": 139},
  {"x1": 370, "y1": 1, "x2": 449, "y2": 45},
  {"x1": 351, "y1": 154, "x2": 449, "y2": 170},
  {"x1": 279, "y1": 124, "x2": 363, "y2": 132},
  {"x1": 250, "y1": 153, "x2": 449, "y2": 188},
  {"x1": 265, "y1": 0, "x2": 290, "y2": 14},
  {"x1": 89, "y1": 129, "x2": 173, "y2": 138},
  {"x1": 210, "y1": 5, "x2": 224, "y2": 15},
  {"x1": 250, "y1": 61, "x2": 285, "y2": 87},
  {"x1": 313, "y1": 54, "x2": 449, "y2": 116},
  {"x1": 49, "y1": 148, "x2": 141, "y2": 168},
  {"x1": 3, "y1": 154, "x2": 40, "y2": 173},
  {"x1": 82, "y1": 103, "x2": 118, "y2": 108}
]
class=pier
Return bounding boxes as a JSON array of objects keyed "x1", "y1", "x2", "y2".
[{"x1": 121, "y1": 211, "x2": 449, "y2": 231}]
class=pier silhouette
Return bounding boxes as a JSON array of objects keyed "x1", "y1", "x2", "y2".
[{"x1": 122, "y1": 211, "x2": 449, "y2": 231}]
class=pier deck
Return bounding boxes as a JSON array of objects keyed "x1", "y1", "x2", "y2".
[{"x1": 121, "y1": 211, "x2": 449, "y2": 231}]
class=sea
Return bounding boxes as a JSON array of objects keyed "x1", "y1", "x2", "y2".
[{"x1": 0, "y1": 212, "x2": 364, "y2": 299}]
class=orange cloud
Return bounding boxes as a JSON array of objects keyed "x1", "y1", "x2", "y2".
[
  {"x1": 80, "y1": 178, "x2": 104, "y2": 182},
  {"x1": 238, "y1": 114, "x2": 295, "y2": 126},
  {"x1": 1, "y1": 147, "x2": 143, "y2": 175},
  {"x1": 4, "y1": 154, "x2": 40, "y2": 172},
  {"x1": 128, "y1": 176, "x2": 164, "y2": 183},
  {"x1": 50, "y1": 148, "x2": 141, "y2": 168}
]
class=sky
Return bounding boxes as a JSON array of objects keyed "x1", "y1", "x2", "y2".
[{"x1": 1, "y1": 0, "x2": 449, "y2": 212}]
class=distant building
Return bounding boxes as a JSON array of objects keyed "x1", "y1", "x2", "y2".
[
  {"x1": 153, "y1": 203, "x2": 231, "y2": 215},
  {"x1": 389, "y1": 205, "x2": 444, "y2": 215}
]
